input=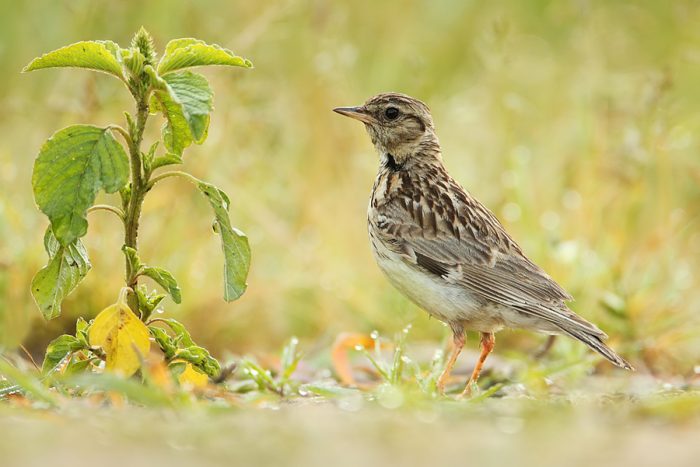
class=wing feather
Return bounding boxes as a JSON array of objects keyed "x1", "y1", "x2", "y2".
[{"x1": 372, "y1": 174, "x2": 606, "y2": 337}]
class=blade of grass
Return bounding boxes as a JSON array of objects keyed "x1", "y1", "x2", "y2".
[{"x1": 0, "y1": 358, "x2": 59, "y2": 406}]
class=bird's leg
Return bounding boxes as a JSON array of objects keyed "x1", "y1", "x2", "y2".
[
  {"x1": 533, "y1": 335, "x2": 557, "y2": 360},
  {"x1": 436, "y1": 325, "x2": 465, "y2": 395},
  {"x1": 461, "y1": 332, "x2": 495, "y2": 397}
]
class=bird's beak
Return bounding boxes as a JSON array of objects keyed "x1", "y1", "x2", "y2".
[{"x1": 333, "y1": 106, "x2": 375, "y2": 124}]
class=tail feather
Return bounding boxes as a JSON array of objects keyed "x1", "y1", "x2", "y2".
[
  {"x1": 560, "y1": 326, "x2": 634, "y2": 370},
  {"x1": 515, "y1": 303, "x2": 634, "y2": 370}
]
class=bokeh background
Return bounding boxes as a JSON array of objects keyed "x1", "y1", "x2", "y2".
[{"x1": 1, "y1": 0, "x2": 699, "y2": 377}]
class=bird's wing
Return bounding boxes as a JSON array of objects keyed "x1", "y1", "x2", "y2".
[{"x1": 375, "y1": 180, "x2": 606, "y2": 337}]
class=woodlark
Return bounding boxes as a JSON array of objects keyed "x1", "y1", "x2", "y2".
[{"x1": 334, "y1": 92, "x2": 633, "y2": 396}]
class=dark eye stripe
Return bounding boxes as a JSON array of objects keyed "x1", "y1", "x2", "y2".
[{"x1": 410, "y1": 115, "x2": 426, "y2": 132}]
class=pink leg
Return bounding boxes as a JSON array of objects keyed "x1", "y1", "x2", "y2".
[
  {"x1": 436, "y1": 326, "x2": 465, "y2": 395},
  {"x1": 461, "y1": 332, "x2": 495, "y2": 397}
]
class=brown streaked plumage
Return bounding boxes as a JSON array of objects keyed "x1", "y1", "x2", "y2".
[{"x1": 334, "y1": 92, "x2": 633, "y2": 396}]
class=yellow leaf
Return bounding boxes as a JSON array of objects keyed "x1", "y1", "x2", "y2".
[
  {"x1": 89, "y1": 288, "x2": 150, "y2": 376},
  {"x1": 176, "y1": 362, "x2": 209, "y2": 389}
]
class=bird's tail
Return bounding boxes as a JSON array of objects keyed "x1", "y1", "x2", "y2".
[
  {"x1": 518, "y1": 303, "x2": 634, "y2": 370},
  {"x1": 559, "y1": 325, "x2": 634, "y2": 370}
]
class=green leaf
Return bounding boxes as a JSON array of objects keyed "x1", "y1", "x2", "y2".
[
  {"x1": 150, "y1": 72, "x2": 213, "y2": 155},
  {"x1": 75, "y1": 317, "x2": 90, "y2": 346},
  {"x1": 149, "y1": 326, "x2": 177, "y2": 359},
  {"x1": 123, "y1": 246, "x2": 181, "y2": 304},
  {"x1": 163, "y1": 72, "x2": 213, "y2": 143},
  {"x1": 280, "y1": 336, "x2": 302, "y2": 382},
  {"x1": 151, "y1": 153, "x2": 183, "y2": 171},
  {"x1": 63, "y1": 357, "x2": 92, "y2": 377},
  {"x1": 197, "y1": 182, "x2": 250, "y2": 301},
  {"x1": 121, "y1": 47, "x2": 146, "y2": 79},
  {"x1": 158, "y1": 318, "x2": 195, "y2": 347},
  {"x1": 239, "y1": 358, "x2": 277, "y2": 391},
  {"x1": 122, "y1": 245, "x2": 142, "y2": 278},
  {"x1": 151, "y1": 319, "x2": 220, "y2": 378},
  {"x1": 23, "y1": 40, "x2": 124, "y2": 80},
  {"x1": 143, "y1": 141, "x2": 159, "y2": 173},
  {"x1": 174, "y1": 345, "x2": 220, "y2": 378},
  {"x1": 42, "y1": 334, "x2": 85, "y2": 374},
  {"x1": 31, "y1": 229, "x2": 91, "y2": 320},
  {"x1": 157, "y1": 38, "x2": 252, "y2": 75},
  {"x1": 141, "y1": 267, "x2": 182, "y2": 304},
  {"x1": 151, "y1": 88, "x2": 192, "y2": 157},
  {"x1": 33, "y1": 125, "x2": 129, "y2": 245},
  {"x1": 136, "y1": 286, "x2": 166, "y2": 321}
]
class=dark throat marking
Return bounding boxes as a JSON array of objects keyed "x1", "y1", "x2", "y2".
[{"x1": 384, "y1": 153, "x2": 403, "y2": 171}]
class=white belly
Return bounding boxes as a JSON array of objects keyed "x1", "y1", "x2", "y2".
[{"x1": 371, "y1": 237, "x2": 508, "y2": 333}]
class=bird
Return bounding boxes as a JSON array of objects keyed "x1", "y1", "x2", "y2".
[{"x1": 333, "y1": 92, "x2": 633, "y2": 396}]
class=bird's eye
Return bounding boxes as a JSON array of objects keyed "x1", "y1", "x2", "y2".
[{"x1": 385, "y1": 107, "x2": 400, "y2": 120}]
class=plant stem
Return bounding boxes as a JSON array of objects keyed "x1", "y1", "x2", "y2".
[
  {"x1": 87, "y1": 204, "x2": 125, "y2": 219},
  {"x1": 109, "y1": 125, "x2": 132, "y2": 146},
  {"x1": 124, "y1": 97, "x2": 150, "y2": 303},
  {"x1": 147, "y1": 170, "x2": 201, "y2": 189}
]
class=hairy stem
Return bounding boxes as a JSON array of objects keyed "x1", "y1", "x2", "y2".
[{"x1": 124, "y1": 97, "x2": 150, "y2": 303}]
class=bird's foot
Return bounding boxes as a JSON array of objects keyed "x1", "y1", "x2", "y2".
[
  {"x1": 459, "y1": 379, "x2": 478, "y2": 399},
  {"x1": 436, "y1": 379, "x2": 446, "y2": 396}
]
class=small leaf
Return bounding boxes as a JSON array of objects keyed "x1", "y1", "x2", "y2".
[
  {"x1": 150, "y1": 88, "x2": 192, "y2": 156},
  {"x1": 157, "y1": 38, "x2": 252, "y2": 75},
  {"x1": 197, "y1": 182, "x2": 250, "y2": 301},
  {"x1": 149, "y1": 326, "x2": 177, "y2": 359},
  {"x1": 31, "y1": 229, "x2": 91, "y2": 320},
  {"x1": 150, "y1": 320, "x2": 220, "y2": 378},
  {"x1": 64, "y1": 357, "x2": 92, "y2": 377},
  {"x1": 150, "y1": 72, "x2": 213, "y2": 155},
  {"x1": 174, "y1": 345, "x2": 220, "y2": 378},
  {"x1": 151, "y1": 153, "x2": 183, "y2": 171},
  {"x1": 280, "y1": 336, "x2": 302, "y2": 382},
  {"x1": 42, "y1": 334, "x2": 85, "y2": 374},
  {"x1": 136, "y1": 285, "x2": 166, "y2": 321},
  {"x1": 239, "y1": 358, "x2": 276, "y2": 391},
  {"x1": 75, "y1": 317, "x2": 90, "y2": 346},
  {"x1": 122, "y1": 245, "x2": 143, "y2": 278},
  {"x1": 141, "y1": 267, "x2": 182, "y2": 304},
  {"x1": 33, "y1": 125, "x2": 129, "y2": 245},
  {"x1": 89, "y1": 288, "x2": 151, "y2": 377},
  {"x1": 175, "y1": 362, "x2": 209, "y2": 389},
  {"x1": 158, "y1": 318, "x2": 195, "y2": 347},
  {"x1": 23, "y1": 40, "x2": 125, "y2": 80},
  {"x1": 122, "y1": 247, "x2": 181, "y2": 304},
  {"x1": 162, "y1": 71, "x2": 213, "y2": 143},
  {"x1": 143, "y1": 141, "x2": 159, "y2": 172},
  {"x1": 121, "y1": 48, "x2": 146, "y2": 79}
]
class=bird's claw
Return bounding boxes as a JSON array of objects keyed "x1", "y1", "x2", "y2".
[{"x1": 459, "y1": 380, "x2": 478, "y2": 399}]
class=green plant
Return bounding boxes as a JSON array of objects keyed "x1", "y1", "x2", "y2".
[
  {"x1": 24, "y1": 28, "x2": 252, "y2": 382},
  {"x1": 236, "y1": 336, "x2": 303, "y2": 396}
]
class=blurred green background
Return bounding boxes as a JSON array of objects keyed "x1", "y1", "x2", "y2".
[{"x1": 1, "y1": 0, "x2": 699, "y2": 377}]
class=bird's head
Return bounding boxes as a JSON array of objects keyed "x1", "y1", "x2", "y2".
[{"x1": 334, "y1": 93, "x2": 439, "y2": 164}]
